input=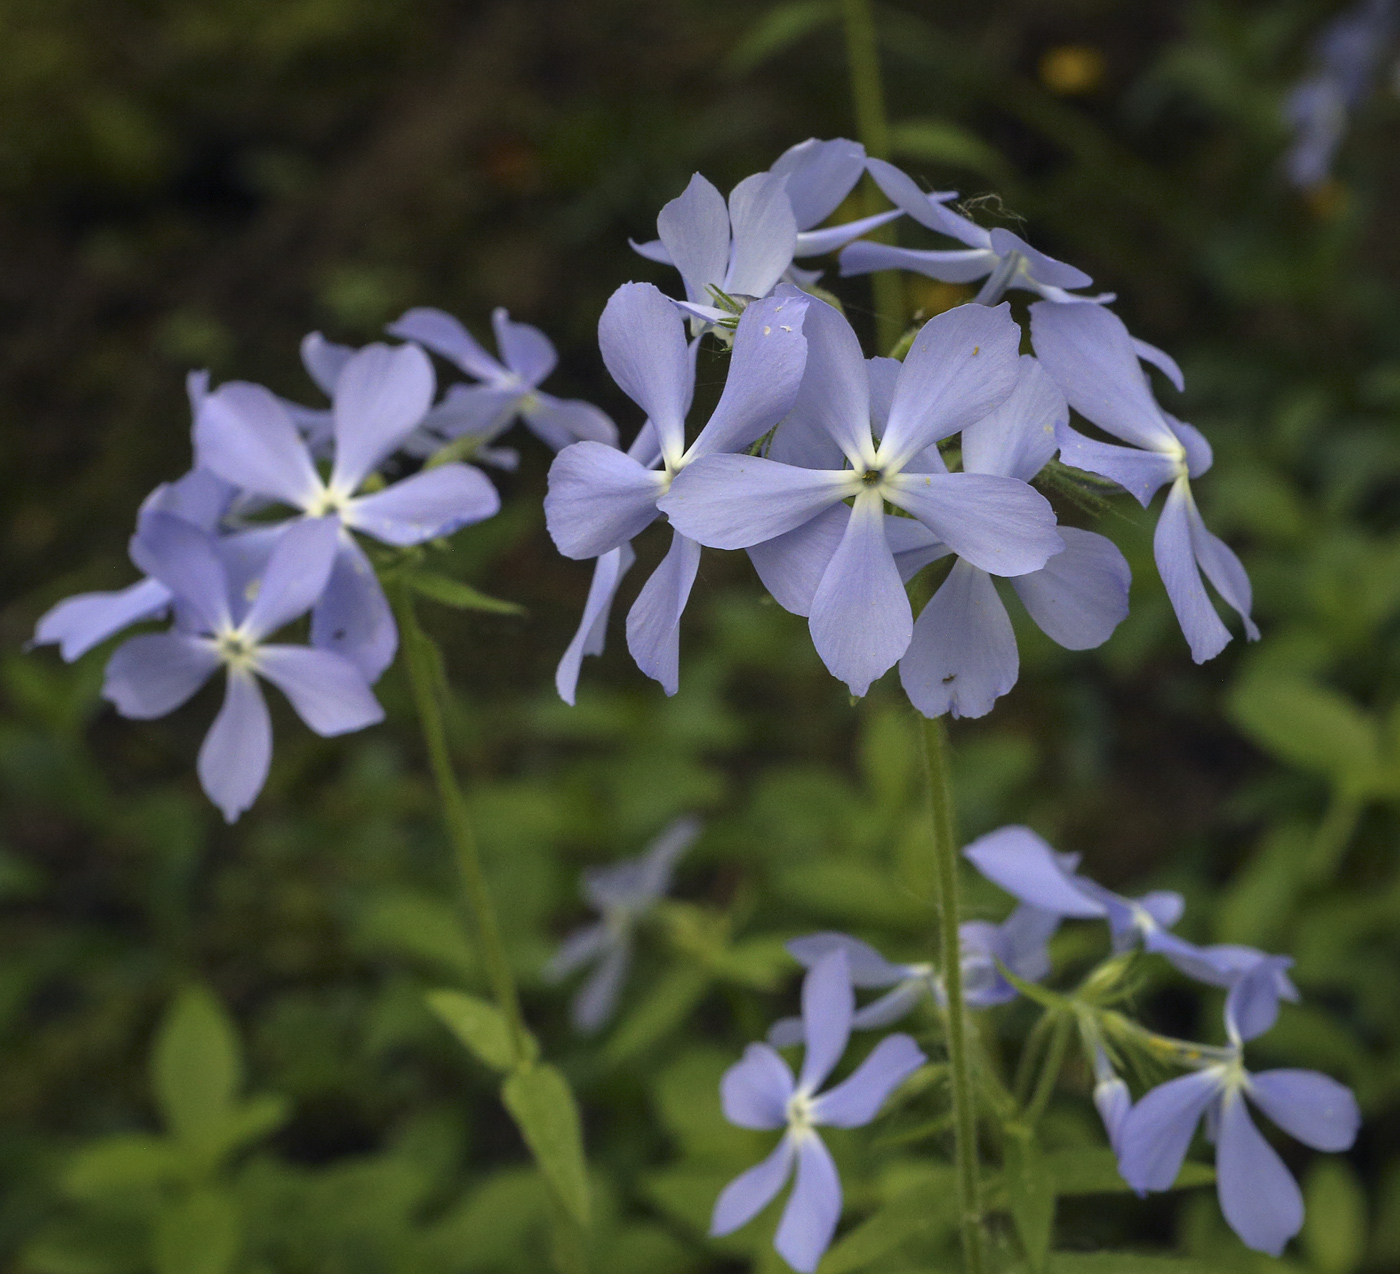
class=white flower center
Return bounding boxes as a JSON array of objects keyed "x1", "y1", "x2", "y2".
[{"x1": 786, "y1": 1091, "x2": 815, "y2": 1136}]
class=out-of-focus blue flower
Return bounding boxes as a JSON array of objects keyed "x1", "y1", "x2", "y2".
[
  {"x1": 1092, "y1": 1045, "x2": 1133, "y2": 1159},
  {"x1": 544, "y1": 816, "x2": 700, "y2": 1032},
  {"x1": 711, "y1": 950, "x2": 927, "y2": 1273},
  {"x1": 1283, "y1": 0, "x2": 1397, "y2": 189},
  {"x1": 767, "y1": 911, "x2": 1060, "y2": 1046},
  {"x1": 1116, "y1": 964, "x2": 1360, "y2": 1257},
  {"x1": 545, "y1": 283, "x2": 809, "y2": 694},
  {"x1": 838, "y1": 159, "x2": 1112, "y2": 306},
  {"x1": 659, "y1": 297, "x2": 1062, "y2": 698},
  {"x1": 388, "y1": 306, "x2": 616, "y2": 460},
  {"x1": 195, "y1": 342, "x2": 500, "y2": 680},
  {"x1": 1029, "y1": 300, "x2": 1258, "y2": 663},
  {"x1": 102, "y1": 514, "x2": 384, "y2": 822}
]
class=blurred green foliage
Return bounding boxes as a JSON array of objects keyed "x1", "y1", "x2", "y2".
[{"x1": 2, "y1": 0, "x2": 1400, "y2": 1270}]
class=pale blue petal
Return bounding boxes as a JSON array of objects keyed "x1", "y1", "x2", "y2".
[
  {"x1": 794, "y1": 210, "x2": 901, "y2": 257},
  {"x1": 1118, "y1": 1070, "x2": 1222, "y2": 1193},
  {"x1": 1184, "y1": 487, "x2": 1260, "y2": 641},
  {"x1": 103, "y1": 632, "x2": 220, "y2": 719},
  {"x1": 774, "y1": 1134, "x2": 842, "y2": 1274},
  {"x1": 1167, "y1": 416, "x2": 1213, "y2": 477},
  {"x1": 900, "y1": 560, "x2": 1018, "y2": 720},
  {"x1": 1055, "y1": 423, "x2": 1181, "y2": 508},
  {"x1": 768, "y1": 415, "x2": 847, "y2": 471},
  {"x1": 1095, "y1": 1076, "x2": 1133, "y2": 1160},
  {"x1": 311, "y1": 535, "x2": 397, "y2": 681},
  {"x1": 747, "y1": 504, "x2": 849, "y2": 617},
  {"x1": 1010, "y1": 527, "x2": 1130, "y2": 650},
  {"x1": 710, "y1": 1135, "x2": 796, "y2": 1236},
  {"x1": 880, "y1": 302, "x2": 1021, "y2": 469},
  {"x1": 491, "y1": 308, "x2": 556, "y2": 385},
  {"x1": 598, "y1": 283, "x2": 693, "y2": 462},
  {"x1": 769, "y1": 1017, "x2": 805, "y2": 1048},
  {"x1": 851, "y1": 981, "x2": 928, "y2": 1027},
  {"x1": 786, "y1": 933, "x2": 906, "y2": 987},
  {"x1": 544, "y1": 441, "x2": 664, "y2": 559},
  {"x1": 1132, "y1": 337, "x2": 1185, "y2": 392},
  {"x1": 686, "y1": 292, "x2": 811, "y2": 460},
  {"x1": 997, "y1": 903, "x2": 1061, "y2": 982},
  {"x1": 635, "y1": 815, "x2": 702, "y2": 897},
  {"x1": 344, "y1": 463, "x2": 500, "y2": 546},
  {"x1": 411, "y1": 384, "x2": 522, "y2": 451},
  {"x1": 798, "y1": 949, "x2": 853, "y2": 1094},
  {"x1": 777, "y1": 296, "x2": 874, "y2": 468},
  {"x1": 839, "y1": 241, "x2": 995, "y2": 282},
  {"x1": 573, "y1": 941, "x2": 629, "y2": 1033},
  {"x1": 724, "y1": 171, "x2": 798, "y2": 298},
  {"x1": 1224, "y1": 958, "x2": 1297, "y2": 1043},
  {"x1": 867, "y1": 357, "x2": 900, "y2": 437},
  {"x1": 129, "y1": 513, "x2": 232, "y2": 634},
  {"x1": 388, "y1": 307, "x2": 504, "y2": 380},
  {"x1": 1155, "y1": 476, "x2": 1231, "y2": 664},
  {"x1": 625, "y1": 530, "x2": 701, "y2": 695},
  {"x1": 197, "y1": 670, "x2": 273, "y2": 824},
  {"x1": 864, "y1": 159, "x2": 982, "y2": 243},
  {"x1": 989, "y1": 228, "x2": 1093, "y2": 290},
  {"x1": 769, "y1": 137, "x2": 866, "y2": 229},
  {"x1": 256, "y1": 645, "x2": 384, "y2": 736},
  {"x1": 962, "y1": 825, "x2": 1106, "y2": 918},
  {"x1": 657, "y1": 174, "x2": 731, "y2": 305},
  {"x1": 658, "y1": 455, "x2": 850, "y2": 551},
  {"x1": 887, "y1": 514, "x2": 948, "y2": 584},
  {"x1": 961, "y1": 355, "x2": 1066, "y2": 481},
  {"x1": 195, "y1": 381, "x2": 321, "y2": 509},
  {"x1": 300, "y1": 331, "x2": 355, "y2": 396},
  {"x1": 330, "y1": 343, "x2": 436, "y2": 493},
  {"x1": 556, "y1": 543, "x2": 635, "y2": 705},
  {"x1": 628, "y1": 237, "x2": 673, "y2": 266},
  {"x1": 523, "y1": 394, "x2": 618, "y2": 449},
  {"x1": 1216, "y1": 1092, "x2": 1302, "y2": 1257},
  {"x1": 241, "y1": 516, "x2": 340, "y2": 641},
  {"x1": 543, "y1": 923, "x2": 611, "y2": 981},
  {"x1": 35, "y1": 577, "x2": 172, "y2": 662},
  {"x1": 722, "y1": 1043, "x2": 797, "y2": 1129},
  {"x1": 809, "y1": 489, "x2": 911, "y2": 697},
  {"x1": 1248, "y1": 1070, "x2": 1360, "y2": 1152},
  {"x1": 1029, "y1": 301, "x2": 1180, "y2": 452},
  {"x1": 811, "y1": 1034, "x2": 926, "y2": 1127},
  {"x1": 141, "y1": 467, "x2": 236, "y2": 532},
  {"x1": 883, "y1": 472, "x2": 1062, "y2": 577}
]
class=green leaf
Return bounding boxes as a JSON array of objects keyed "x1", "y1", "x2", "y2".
[
  {"x1": 21, "y1": 1215, "x2": 148, "y2": 1274},
  {"x1": 725, "y1": 0, "x2": 839, "y2": 76},
  {"x1": 152, "y1": 1190, "x2": 239, "y2": 1274},
  {"x1": 1004, "y1": 1126, "x2": 1054, "y2": 1273},
  {"x1": 889, "y1": 118, "x2": 1009, "y2": 183},
  {"x1": 1040, "y1": 1147, "x2": 1213, "y2": 1195},
  {"x1": 405, "y1": 570, "x2": 525, "y2": 616},
  {"x1": 1302, "y1": 1159, "x2": 1367, "y2": 1274},
  {"x1": 214, "y1": 1093, "x2": 290, "y2": 1155},
  {"x1": 602, "y1": 966, "x2": 710, "y2": 1065},
  {"x1": 427, "y1": 989, "x2": 532, "y2": 1071},
  {"x1": 1047, "y1": 1256, "x2": 1214, "y2": 1274},
  {"x1": 1227, "y1": 675, "x2": 1385, "y2": 792},
  {"x1": 64, "y1": 1135, "x2": 176, "y2": 1199},
  {"x1": 818, "y1": 1172, "x2": 956, "y2": 1273},
  {"x1": 501, "y1": 1064, "x2": 591, "y2": 1229},
  {"x1": 151, "y1": 987, "x2": 241, "y2": 1158}
]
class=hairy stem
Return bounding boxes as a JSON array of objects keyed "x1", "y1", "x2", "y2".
[
  {"x1": 920, "y1": 716, "x2": 986, "y2": 1274},
  {"x1": 840, "y1": 0, "x2": 905, "y2": 353},
  {"x1": 395, "y1": 587, "x2": 529, "y2": 1060}
]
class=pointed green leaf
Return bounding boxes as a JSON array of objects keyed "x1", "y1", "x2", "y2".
[
  {"x1": 602, "y1": 967, "x2": 710, "y2": 1065},
  {"x1": 818, "y1": 1171, "x2": 956, "y2": 1273},
  {"x1": 501, "y1": 1064, "x2": 591, "y2": 1228},
  {"x1": 1302, "y1": 1159, "x2": 1367, "y2": 1274},
  {"x1": 214, "y1": 1093, "x2": 290, "y2": 1156},
  {"x1": 406, "y1": 571, "x2": 524, "y2": 616},
  {"x1": 152, "y1": 1190, "x2": 238, "y2": 1274},
  {"x1": 1004, "y1": 1126, "x2": 1054, "y2": 1273},
  {"x1": 725, "y1": 1, "x2": 840, "y2": 76},
  {"x1": 64, "y1": 1136, "x2": 176, "y2": 1200},
  {"x1": 151, "y1": 987, "x2": 241, "y2": 1156},
  {"x1": 427, "y1": 989, "x2": 532, "y2": 1071},
  {"x1": 889, "y1": 118, "x2": 1010, "y2": 183}
]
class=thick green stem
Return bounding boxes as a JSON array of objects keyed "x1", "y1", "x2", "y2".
[
  {"x1": 395, "y1": 588, "x2": 529, "y2": 1061},
  {"x1": 840, "y1": 0, "x2": 905, "y2": 353},
  {"x1": 920, "y1": 716, "x2": 986, "y2": 1274}
]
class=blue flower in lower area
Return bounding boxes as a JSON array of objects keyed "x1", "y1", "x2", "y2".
[
  {"x1": 711, "y1": 949, "x2": 927, "y2": 1273},
  {"x1": 102, "y1": 513, "x2": 384, "y2": 823},
  {"x1": 544, "y1": 816, "x2": 700, "y2": 1032},
  {"x1": 1116, "y1": 963, "x2": 1360, "y2": 1257}
]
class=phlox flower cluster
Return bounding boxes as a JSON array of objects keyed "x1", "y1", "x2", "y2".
[
  {"x1": 543, "y1": 137, "x2": 1257, "y2": 714},
  {"x1": 34, "y1": 309, "x2": 609, "y2": 820}
]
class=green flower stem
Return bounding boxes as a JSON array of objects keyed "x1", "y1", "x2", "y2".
[
  {"x1": 840, "y1": 0, "x2": 905, "y2": 354},
  {"x1": 919, "y1": 715, "x2": 986, "y2": 1274},
  {"x1": 1023, "y1": 1012, "x2": 1071, "y2": 1128},
  {"x1": 395, "y1": 586, "x2": 530, "y2": 1062}
]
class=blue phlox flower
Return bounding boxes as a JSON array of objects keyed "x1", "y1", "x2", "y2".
[
  {"x1": 896, "y1": 354, "x2": 1131, "y2": 718},
  {"x1": 768, "y1": 912, "x2": 1061, "y2": 1046},
  {"x1": 659, "y1": 297, "x2": 1063, "y2": 697},
  {"x1": 711, "y1": 950, "x2": 927, "y2": 1272},
  {"x1": 387, "y1": 306, "x2": 617, "y2": 459},
  {"x1": 544, "y1": 815, "x2": 700, "y2": 1032},
  {"x1": 545, "y1": 283, "x2": 809, "y2": 694},
  {"x1": 101, "y1": 513, "x2": 384, "y2": 822},
  {"x1": 1116, "y1": 963, "x2": 1360, "y2": 1256},
  {"x1": 1029, "y1": 299, "x2": 1258, "y2": 663},
  {"x1": 1091, "y1": 1045, "x2": 1133, "y2": 1159},
  {"x1": 838, "y1": 158, "x2": 1113, "y2": 306},
  {"x1": 194, "y1": 342, "x2": 500, "y2": 680}
]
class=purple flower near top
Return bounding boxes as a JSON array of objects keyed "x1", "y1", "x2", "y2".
[
  {"x1": 544, "y1": 283, "x2": 809, "y2": 694},
  {"x1": 767, "y1": 911, "x2": 1060, "y2": 1046},
  {"x1": 388, "y1": 306, "x2": 617, "y2": 460},
  {"x1": 711, "y1": 950, "x2": 927, "y2": 1272},
  {"x1": 839, "y1": 159, "x2": 1112, "y2": 306},
  {"x1": 195, "y1": 341, "x2": 499, "y2": 680},
  {"x1": 659, "y1": 297, "x2": 1063, "y2": 697},
  {"x1": 544, "y1": 816, "x2": 700, "y2": 1033},
  {"x1": 1029, "y1": 300, "x2": 1258, "y2": 663},
  {"x1": 102, "y1": 514, "x2": 384, "y2": 822},
  {"x1": 1116, "y1": 963, "x2": 1360, "y2": 1256}
]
